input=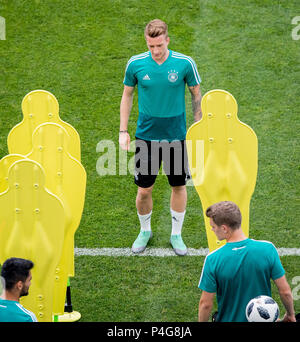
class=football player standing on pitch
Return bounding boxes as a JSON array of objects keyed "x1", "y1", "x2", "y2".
[{"x1": 119, "y1": 19, "x2": 202, "y2": 256}]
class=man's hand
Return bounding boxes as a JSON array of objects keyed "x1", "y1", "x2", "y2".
[
  {"x1": 280, "y1": 312, "x2": 296, "y2": 322},
  {"x1": 119, "y1": 131, "x2": 130, "y2": 151}
]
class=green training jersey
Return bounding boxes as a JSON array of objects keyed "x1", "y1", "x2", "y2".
[
  {"x1": 0, "y1": 298, "x2": 37, "y2": 322},
  {"x1": 123, "y1": 50, "x2": 201, "y2": 141},
  {"x1": 198, "y1": 239, "x2": 285, "y2": 322}
]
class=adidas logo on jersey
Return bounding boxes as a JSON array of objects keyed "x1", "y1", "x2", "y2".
[{"x1": 143, "y1": 74, "x2": 150, "y2": 80}]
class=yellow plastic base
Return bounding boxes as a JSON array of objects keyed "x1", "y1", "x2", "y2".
[{"x1": 57, "y1": 311, "x2": 81, "y2": 322}]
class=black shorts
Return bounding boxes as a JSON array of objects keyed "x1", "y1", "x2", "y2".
[{"x1": 134, "y1": 138, "x2": 190, "y2": 188}]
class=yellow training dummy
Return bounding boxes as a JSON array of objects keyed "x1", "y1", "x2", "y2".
[
  {"x1": 0, "y1": 160, "x2": 65, "y2": 321},
  {"x1": 26, "y1": 123, "x2": 86, "y2": 315},
  {"x1": 186, "y1": 89, "x2": 258, "y2": 251}
]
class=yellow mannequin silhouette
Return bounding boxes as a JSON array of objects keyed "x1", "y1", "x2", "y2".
[
  {"x1": 0, "y1": 123, "x2": 86, "y2": 316},
  {"x1": 186, "y1": 89, "x2": 258, "y2": 251},
  {"x1": 26, "y1": 122, "x2": 86, "y2": 315},
  {"x1": 7, "y1": 90, "x2": 81, "y2": 162},
  {"x1": 0, "y1": 160, "x2": 65, "y2": 321}
]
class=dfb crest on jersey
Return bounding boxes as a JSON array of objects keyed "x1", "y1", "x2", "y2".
[{"x1": 168, "y1": 70, "x2": 178, "y2": 83}]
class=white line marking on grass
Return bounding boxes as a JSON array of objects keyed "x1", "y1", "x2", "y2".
[
  {"x1": 75, "y1": 247, "x2": 208, "y2": 257},
  {"x1": 277, "y1": 248, "x2": 300, "y2": 256},
  {"x1": 75, "y1": 247, "x2": 300, "y2": 257}
]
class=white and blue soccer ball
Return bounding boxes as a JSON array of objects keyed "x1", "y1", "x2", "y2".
[{"x1": 246, "y1": 295, "x2": 279, "y2": 322}]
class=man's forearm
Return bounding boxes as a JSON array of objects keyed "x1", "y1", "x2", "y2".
[
  {"x1": 279, "y1": 291, "x2": 295, "y2": 317},
  {"x1": 191, "y1": 93, "x2": 202, "y2": 122},
  {"x1": 120, "y1": 100, "x2": 132, "y2": 130},
  {"x1": 189, "y1": 85, "x2": 202, "y2": 122},
  {"x1": 120, "y1": 89, "x2": 134, "y2": 130},
  {"x1": 274, "y1": 275, "x2": 295, "y2": 320},
  {"x1": 198, "y1": 301, "x2": 213, "y2": 322}
]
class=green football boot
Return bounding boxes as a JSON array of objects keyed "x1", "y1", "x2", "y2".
[
  {"x1": 132, "y1": 230, "x2": 153, "y2": 253},
  {"x1": 170, "y1": 234, "x2": 187, "y2": 256}
]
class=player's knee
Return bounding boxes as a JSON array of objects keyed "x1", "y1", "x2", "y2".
[
  {"x1": 137, "y1": 186, "x2": 153, "y2": 200},
  {"x1": 171, "y1": 185, "x2": 186, "y2": 194}
]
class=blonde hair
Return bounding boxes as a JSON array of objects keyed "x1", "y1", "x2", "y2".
[{"x1": 144, "y1": 19, "x2": 168, "y2": 38}]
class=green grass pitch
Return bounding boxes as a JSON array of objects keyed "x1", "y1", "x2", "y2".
[{"x1": 0, "y1": 0, "x2": 299, "y2": 321}]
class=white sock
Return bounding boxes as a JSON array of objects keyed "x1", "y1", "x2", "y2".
[
  {"x1": 137, "y1": 211, "x2": 152, "y2": 232},
  {"x1": 171, "y1": 209, "x2": 186, "y2": 236}
]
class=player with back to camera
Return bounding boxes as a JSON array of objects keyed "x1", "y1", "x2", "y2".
[
  {"x1": 0, "y1": 257, "x2": 37, "y2": 322},
  {"x1": 198, "y1": 201, "x2": 296, "y2": 322},
  {"x1": 119, "y1": 19, "x2": 202, "y2": 256}
]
